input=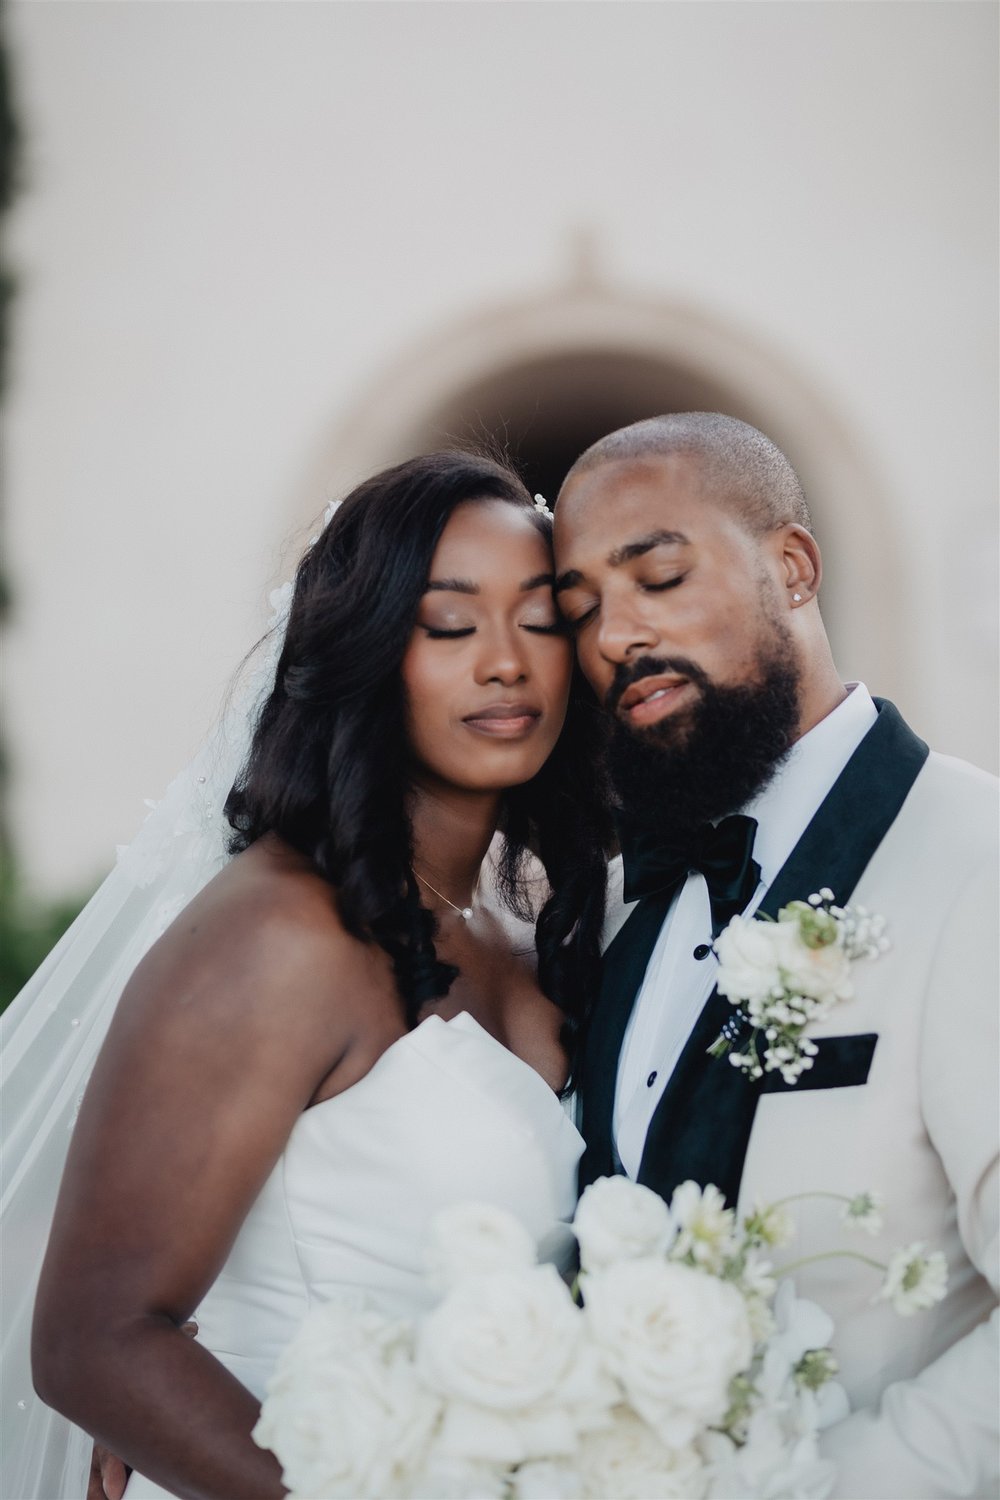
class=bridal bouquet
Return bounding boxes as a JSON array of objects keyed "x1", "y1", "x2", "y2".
[{"x1": 253, "y1": 1178, "x2": 945, "y2": 1500}]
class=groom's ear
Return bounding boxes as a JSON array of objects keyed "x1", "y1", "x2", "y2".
[{"x1": 772, "y1": 523, "x2": 822, "y2": 606}]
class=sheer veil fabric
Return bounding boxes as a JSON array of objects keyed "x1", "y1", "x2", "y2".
[{"x1": 0, "y1": 591, "x2": 290, "y2": 1499}]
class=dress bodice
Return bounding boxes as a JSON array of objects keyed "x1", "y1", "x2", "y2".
[{"x1": 128, "y1": 1012, "x2": 583, "y2": 1500}]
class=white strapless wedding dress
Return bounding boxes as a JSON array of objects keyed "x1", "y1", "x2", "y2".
[{"x1": 125, "y1": 1011, "x2": 584, "y2": 1498}]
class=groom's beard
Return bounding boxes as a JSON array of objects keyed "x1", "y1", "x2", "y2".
[{"x1": 606, "y1": 636, "x2": 802, "y2": 840}]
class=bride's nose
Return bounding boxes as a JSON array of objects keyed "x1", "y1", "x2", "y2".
[{"x1": 474, "y1": 627, "x2": 529, "y2": 685}]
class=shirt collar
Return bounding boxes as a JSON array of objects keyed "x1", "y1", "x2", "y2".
[{"x1": 742, "y1": 682, "x2": 878, "y2": 889}]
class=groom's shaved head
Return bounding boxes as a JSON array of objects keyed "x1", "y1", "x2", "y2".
[{"x1": 561, "y1": 412, "x2": 812, "y2": 535}]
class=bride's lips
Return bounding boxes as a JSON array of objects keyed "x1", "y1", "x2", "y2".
[
  {"x1": 462, "y1": 702, "x2": 543, "y2": 739},
  {"x1": 617, "y1": 674, "x2": 692, "y2": 727}
]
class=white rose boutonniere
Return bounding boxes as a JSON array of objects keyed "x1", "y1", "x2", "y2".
[{"x1": 711, "y1": 889, "x2": 889, "y2": 1084}]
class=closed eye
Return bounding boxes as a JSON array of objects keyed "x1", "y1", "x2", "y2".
[
  {"x1": 423, "y1": 626, "x2": 476, "y2": 639},
  {"x1": 522, "y1": 620, "x2": 567, "y2": 636},
  {"x1": 642, "y1": 575, "x2": 686, "y2": 593},
  {"x1": 561, "y1": 605, "x2": 598, "y2": 632}
]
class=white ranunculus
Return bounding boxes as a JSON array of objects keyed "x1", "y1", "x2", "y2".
[
  {"x1": 582, "y1": 1258, "x2": 753, "y2": 1446},
  {"x1": 417, "y1": 1264, "x2": 616, "y2": 1464},
  {"x1": 573, "y1": 1176, "x2": 675, "y2": 1271},
  {"x1": 253, "y1": 1300, "x2": 440, "y2": 1500},
  {"x1": 714, "y1": 916, "x2": 785, "y2": 1004},
  {"x1": 773, "y1": 921, "x2": 853, "y2": 1005},
  {"x1": 579, "y1": 1407, "x2": 707, "y2": 1499},
  {"x1": 425, "y1": 1201, "x2": 538, "y2": 1292}
]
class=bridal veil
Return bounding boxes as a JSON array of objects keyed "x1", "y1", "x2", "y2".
[{"x1": 0, "y1": 585, "x2": 291, "y2": 1499}]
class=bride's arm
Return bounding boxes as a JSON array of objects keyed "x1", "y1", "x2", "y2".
[{"x1": 32, "y1": 854, "x2": 381, "y2": 1500}]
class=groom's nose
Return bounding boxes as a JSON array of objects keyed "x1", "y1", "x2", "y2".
[{"x1": 595, "y1": 593, "x2": 660, "y2": 666}]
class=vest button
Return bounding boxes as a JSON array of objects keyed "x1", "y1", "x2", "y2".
[
  {"x1": 646, "y1": 1071, "x2": 658, "y2": 1087},
  {"x1": 693, "y1": 943, "x2": 712, "y2": 960}
]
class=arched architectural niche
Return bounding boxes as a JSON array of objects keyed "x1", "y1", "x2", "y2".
[{"x1": 303, "y1": 280, "x2": 909, "y2": 701}]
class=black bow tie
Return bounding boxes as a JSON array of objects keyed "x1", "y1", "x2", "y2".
[{"x1": 620, "y1": 813, "x2": 761, "y2": 936}]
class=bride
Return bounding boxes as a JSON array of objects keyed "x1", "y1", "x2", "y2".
[{"x1": 14, "y1": 450, "x2": 612, "y2": 1499}]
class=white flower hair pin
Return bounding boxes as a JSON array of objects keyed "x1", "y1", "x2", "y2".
[{"x1": 533, "y1": 493, "x2": 555, "y2": 520}]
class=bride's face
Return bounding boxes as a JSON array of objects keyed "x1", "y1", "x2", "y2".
[{"x1": 401, "y1": 500, "x2": 572, "y2": 795}]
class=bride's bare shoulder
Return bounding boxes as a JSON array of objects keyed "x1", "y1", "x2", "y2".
[{"x1": 134, "y1": 833, "x2": 393, "y2": 1022}]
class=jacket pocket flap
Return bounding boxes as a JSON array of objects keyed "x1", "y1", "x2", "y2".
[{"x1": 760, "y1": 1032, "x2": 878, "y2": 1095}]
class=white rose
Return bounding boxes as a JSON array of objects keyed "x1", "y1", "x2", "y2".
[
  {"x1": 419, "y1": 1264, "x2": 579, "y2": 1411},
  {"x1": 714, "y1": 917, "x2": 785, "y2": 1004},
  {"x1": 425, "y1": 1201, "x2": 537, "y2": 1292},
  {"x1": 574, "y1": 1176, "x2": 674, "y2": 1271},
  {"x1": 583, "y1": 1258, "x2": 753, "y2": 1447},
  {"x1": 417, "y1": 1265, "x2": 615, "y2": 1463},
  {"x1": 254, "y1": 1300, "x2": 440, "y2": 1500},
  {"x1": 774, "y1": 920, "x2": 853, "y2": 1004},
  {"x1": 579, "y1": 1407, "x2": 707, "y2": 1499}
]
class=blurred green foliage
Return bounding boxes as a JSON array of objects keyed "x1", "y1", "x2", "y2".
[
  {"x1": 0, "y1": 6, "x2": 89, "y2": 1012},
  {"x1": 0, "y1": 864, "x2": 91, "y2": 1010}
]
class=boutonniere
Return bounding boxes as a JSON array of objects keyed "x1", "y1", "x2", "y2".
[{"x1": 708, "y1": 890, "x2": 889, "y2": 1084}]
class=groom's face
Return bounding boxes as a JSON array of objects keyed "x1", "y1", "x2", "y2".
[{"x1": 552, "y1": 452, "x2": 793, "y2": 734}]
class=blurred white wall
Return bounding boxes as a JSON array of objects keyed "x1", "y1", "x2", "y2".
[{"x1": 5, "y1": 0, "x2": 997, "y2": 899}]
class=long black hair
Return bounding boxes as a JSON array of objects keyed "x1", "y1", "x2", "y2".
[{"x1": 226, "y1": 451, "x2": 612, "y2": 1053}]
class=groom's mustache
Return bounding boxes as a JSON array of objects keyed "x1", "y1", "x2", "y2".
[{"x1": 605, "y1": 655, "x2": 712, "y2": 717}]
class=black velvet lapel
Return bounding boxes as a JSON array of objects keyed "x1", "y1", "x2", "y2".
[
  {"x1": 580, "y1": 699, "x2": 929, "y2": 1204},
  {"x1": 578, "y1": 890, "x2": 673, "y2": 1188}
]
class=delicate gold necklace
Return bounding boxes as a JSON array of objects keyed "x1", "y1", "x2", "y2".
[{"x1": 413, "y1": 868, "x2": 481, "y2": 921}]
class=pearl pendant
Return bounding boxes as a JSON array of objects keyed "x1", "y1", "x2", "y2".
[{"x1": 461, "y1": 907, "x2": 474, "y2": 921}]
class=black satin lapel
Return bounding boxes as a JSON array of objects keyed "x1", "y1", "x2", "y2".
[
  {"x1": 577, "y1": 891, "x2": 673, "y2": 1191},
  {"x1": 636, "y1": 700, "x2": 929, "y2": 1208}
]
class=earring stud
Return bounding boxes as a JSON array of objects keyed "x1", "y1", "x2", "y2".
[{"x1": 792, "y1": 593, "x2": 803, "y2": 603}]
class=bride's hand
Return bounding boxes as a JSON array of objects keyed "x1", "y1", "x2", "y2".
[{"x1": 88, "y1": 1442, "x2": 129, "y2": 1500}]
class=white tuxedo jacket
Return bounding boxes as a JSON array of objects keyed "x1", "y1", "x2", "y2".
[{"x1": 583, "y1": 706, "x2": 998, "y2": 1498}]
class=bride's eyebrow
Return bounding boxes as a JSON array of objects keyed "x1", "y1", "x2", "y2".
[
  {"x1": 424, "y1": 573, "x2": 555, "y2": 595},
  {"x1": 426, "y1": 578, "x2": 479, "y2": 594}
]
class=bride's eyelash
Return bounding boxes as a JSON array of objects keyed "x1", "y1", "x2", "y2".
[{"x1": 424, "y1": 621, "x2": 565, "y2": 640}]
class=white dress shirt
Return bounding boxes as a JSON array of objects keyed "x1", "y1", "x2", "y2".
[{"x1": 613, "y1": 683, "x2": 879, "y2": 1178}]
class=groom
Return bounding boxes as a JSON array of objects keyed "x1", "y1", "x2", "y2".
[{"x1": 553, "y1": 413, "x2": 998, "y2": 1499}]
